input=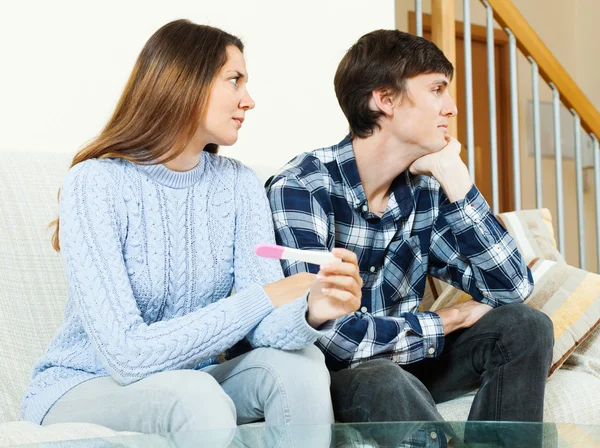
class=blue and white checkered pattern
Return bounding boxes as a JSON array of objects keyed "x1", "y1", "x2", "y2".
[{"x1": 267, "y1": 135, "x2": 534, "y2": 372}]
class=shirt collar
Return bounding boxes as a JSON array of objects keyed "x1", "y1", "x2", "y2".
[
  {"x1": 388, "y1": 171, "x2": 415, "y2": 222},
  {"x1": 334, "y1": 135, "x2": 367, "y2": 210}
]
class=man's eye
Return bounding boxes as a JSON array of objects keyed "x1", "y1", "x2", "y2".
[{"x1": 230, "y1": 77, "x2": 239, "y2": 86}]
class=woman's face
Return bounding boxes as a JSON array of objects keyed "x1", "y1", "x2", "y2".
[{"x1": 199, "y1": 45, "x2": 255, "y2": 147}]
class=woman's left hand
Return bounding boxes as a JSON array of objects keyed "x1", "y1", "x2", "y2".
[{"x1": 306, "y1": 248, "x2": 363, "y2": 328}]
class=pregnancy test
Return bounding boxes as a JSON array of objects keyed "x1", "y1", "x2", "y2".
[{"x1": 255, "y1": 244, "x2": 341, "y2": 266}]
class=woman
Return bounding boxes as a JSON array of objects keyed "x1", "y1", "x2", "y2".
[{"x1": 22, "y1": 19, "x2": 362, "y2": 434}]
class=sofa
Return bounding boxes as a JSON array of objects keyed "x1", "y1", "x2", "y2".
[{"x1": 1, "y1": 150, "x2": 600, "y2": 445}]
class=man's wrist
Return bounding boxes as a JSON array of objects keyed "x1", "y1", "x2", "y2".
[
  {"x1": 433, "y1": 159, "x2": 473, "y2": 203},
  {"x1": 435, "y1": 307, "x2": 463, "y2": 335}
]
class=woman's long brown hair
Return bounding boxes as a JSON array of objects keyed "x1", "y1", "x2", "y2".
[{"x1": 51, "y1": 20, "x2": 243, "y2": 251}]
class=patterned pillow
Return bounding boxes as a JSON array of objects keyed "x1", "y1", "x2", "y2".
[
  {"x1": 495, "y1": 208, "x2": 564, "y2": 263},
  {"x1": 430, "y1": 258, "x2": 600, "y2": 376}
]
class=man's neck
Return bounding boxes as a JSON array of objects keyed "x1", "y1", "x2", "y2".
[{"x1": 352, "y1": 132, "x2": 419, "y2": 213}]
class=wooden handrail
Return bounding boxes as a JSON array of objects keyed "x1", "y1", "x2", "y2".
[{"x1": 483, "y1": 0, "x2": 600, "y2": 138}]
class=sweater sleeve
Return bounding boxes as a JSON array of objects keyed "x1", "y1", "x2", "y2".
[
  {"x1": 60, "y1": 161, "x2": 274, "y2": 386},
  {"x1": 230, "y1": 163, "x2": 325, "y2": 349}
]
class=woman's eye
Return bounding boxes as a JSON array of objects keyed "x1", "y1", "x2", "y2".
[{"x1": 230, "y1": 77, "x2": 239, "y2": 86}]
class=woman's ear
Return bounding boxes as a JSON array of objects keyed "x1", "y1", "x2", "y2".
[{"x1": 370, "y1": 89, "x2": 395, "y2": 116}]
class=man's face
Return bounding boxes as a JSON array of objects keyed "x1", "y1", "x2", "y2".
[{"x1": 390, "y1": 73, "x2": 457, "y2": 153}]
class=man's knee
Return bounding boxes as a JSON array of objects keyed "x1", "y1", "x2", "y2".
[
  {"x1": 521, "y1": 305, "x2": 554, "y2": 346},
  {"x1": 491, "y1": 304, "x2": 554, "y2": 349},
  {"x1": 331, "y1": 359, "x2": 439, "y2": 422},
  {"x1": 151, "y1": 370, "x2": 237, "y2": 431},
  {"x1": 336, "y1": 359, "x2": 428, "y2": 399}
]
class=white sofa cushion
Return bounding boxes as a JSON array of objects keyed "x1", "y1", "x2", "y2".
[
  {"x1": 437, "y1": 368, "x2": 600, "y2": 425},
  {"x1": 0, "y1": 151, "x2": 72, "y2": 423},
  {"x1": 0, "y1": 421, "x2": 136, "y2": 447}
]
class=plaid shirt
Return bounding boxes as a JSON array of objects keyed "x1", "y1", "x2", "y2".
[{"x1": 267, "y1": 135, "x2": 533, "y2": 372}]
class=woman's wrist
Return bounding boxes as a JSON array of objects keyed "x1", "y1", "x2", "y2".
[{"x1": 306, "y1": 307, "x2": 326, "y2": 329}]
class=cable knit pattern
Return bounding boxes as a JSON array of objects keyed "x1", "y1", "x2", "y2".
[{"x1": 22, "y1": 153, "x2": 324, "y2": 425}]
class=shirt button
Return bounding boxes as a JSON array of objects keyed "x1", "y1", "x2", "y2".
[
  {"x1": 428, "y1": 347, "x2": 435, "y2": 355},
  {"x1": 360, "y1": 306, "x2": 368, "y2": 313},
  {"x1": 362, "y1": 205, "x2": 368, "y2": 212},
  {"x1": 370, "y1": 266, "x2": 376, "y2": 273},
  {"x1": 430, "y1": 431, "x2": 438, "y2": 440}
]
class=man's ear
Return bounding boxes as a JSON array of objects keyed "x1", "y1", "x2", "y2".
[{"x1": 370, "y1": 89, "x2": 395, "y2": 116}]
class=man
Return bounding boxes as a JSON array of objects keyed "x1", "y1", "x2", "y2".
[{"x1": 266, "y1": 30, "x2": 554, "y2": 424}]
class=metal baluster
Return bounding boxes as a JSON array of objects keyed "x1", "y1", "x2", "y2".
[
  {"x1": 506, "y1": 29, "x2": 521, "y2": 210},
  {"x1": 593, "y1": 134, "x2": 600, "y2": 273},
  {"x1": 572, "y1": 111, "x2": 585, "y2": 269},
  {"x1": 550, "y1": 82, "x2": 565, "y2": 256},
  {"x1": 483, "y1": 0, "x2": 499, "y2": 214},
  {"x1": 415, "y1": 0, "x2": 423, "y2": 37},
  {"x1": 528, "y1": 57, "x2": 543, "y2": 209},
  {"x1": 464, "y1": 0, "x2": 475, "y2": 178}
]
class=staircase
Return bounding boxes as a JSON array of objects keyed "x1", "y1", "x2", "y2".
[{"x1": 402, "y1": 0, "x2": 600, "y2": 272}]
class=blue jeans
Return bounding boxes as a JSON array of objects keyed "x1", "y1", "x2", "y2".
[{"x1": 43, "y1": 345, "x2": 334, "y2": 437}]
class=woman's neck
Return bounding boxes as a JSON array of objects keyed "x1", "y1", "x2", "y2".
[{"x1": 163, "y1": 135, "x2": 207, "y2": 172}]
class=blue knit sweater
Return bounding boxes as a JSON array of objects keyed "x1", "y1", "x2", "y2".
[{"x1": 22, "y1": 152, "x2": 323, "y2": 424}]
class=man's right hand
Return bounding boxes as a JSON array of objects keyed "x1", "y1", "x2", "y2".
[{"x1": 435, "y1": 299, "x2": 493, "y2": 335}]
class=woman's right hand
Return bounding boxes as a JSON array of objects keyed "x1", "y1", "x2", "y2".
[
  {"x1": 306, "y1": 248, "x2": 362, "y2": 328},
  {"x1": 263, "y1": 272, "x2": 316, "y2": 308}
]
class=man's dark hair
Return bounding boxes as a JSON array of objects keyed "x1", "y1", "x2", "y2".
[{"x1": 334, "y1": 29, "x2": 454, "y2": 138}]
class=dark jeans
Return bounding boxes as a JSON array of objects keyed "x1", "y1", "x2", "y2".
[{"x1": 330, "y1": 303, "x2": 554, "y2": 424}]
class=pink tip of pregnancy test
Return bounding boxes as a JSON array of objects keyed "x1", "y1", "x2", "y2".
[{"x1": 255, "y1": 244, "x2": 285, "y2": 259}]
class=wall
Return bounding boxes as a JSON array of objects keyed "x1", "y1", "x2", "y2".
[
  {"x1": 0, "y1": 0, "x2": 395, "y2": 171},
  {"x1": 3, "y1": 0, "x2": 599, "y2": 268},
  {"x1": 396, "y1": 0, "x2": 600, "y2": 271}
]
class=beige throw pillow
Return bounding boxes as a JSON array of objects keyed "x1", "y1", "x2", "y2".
[{"x1": 430, "y1": 258, "x2": 600, "y2": 376}]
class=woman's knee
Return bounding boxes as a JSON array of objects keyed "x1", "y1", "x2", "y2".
[
  {"x1": 256, "y1": 345, "x2": 330, "y2": 388},
  {"x1": 250, "y1": 346, "x2": 332, "y2": 416},
  {"x1": 148, "y1": 370, "x2": 237, "y2": 431}
]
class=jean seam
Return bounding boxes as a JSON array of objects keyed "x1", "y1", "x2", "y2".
[
  {"x1": 214, "y1": 362, "x2": 292, "y2": 426},
  {"x1": 442, "y1": 333, "x2": 512, "y2": 421},
  {"x1": 341, "y1": 405, "x2": 370, "y2": 422},
  {"x1": 495, "y1": 365, "x2": 504, "y2": 421}
]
